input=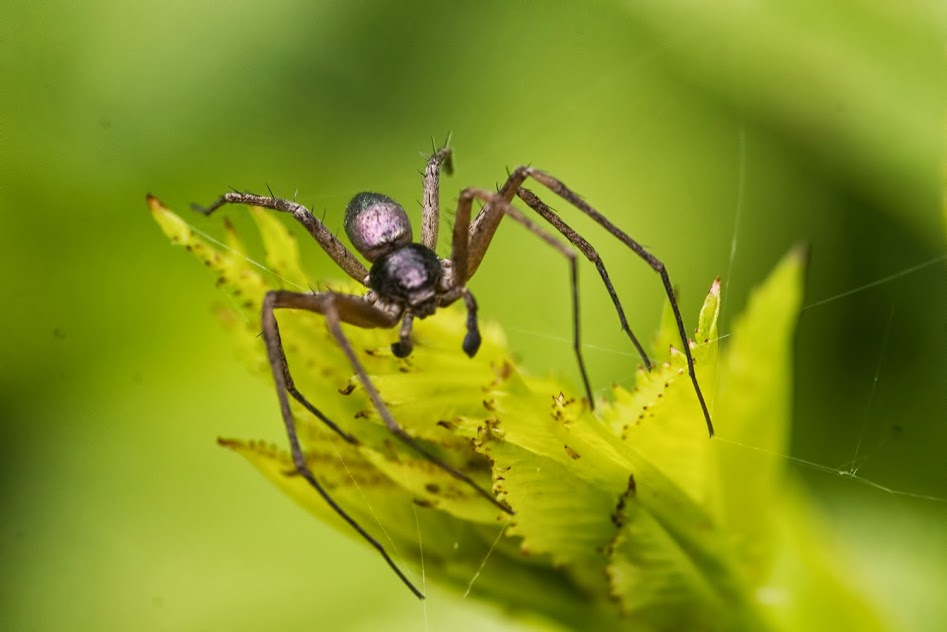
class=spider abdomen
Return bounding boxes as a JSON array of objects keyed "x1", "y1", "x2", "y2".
[
  {"x1": 369, "y1": 243, "x2": 443, "y2": 317},
  {"x1": 344, "y1": 192, "x2": 413, "y2": 262}
]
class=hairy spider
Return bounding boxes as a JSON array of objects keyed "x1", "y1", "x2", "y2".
[{"x1": 193, "y1": 142, "x2": 713, "y2": 599}]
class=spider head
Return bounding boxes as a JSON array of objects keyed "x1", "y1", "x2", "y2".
[
  {"x1": 369, "y1": 244, "x2": 443, "y2": 317},
  {"x1": 345, "y1": 192, "x2": 412, "y2": 262}
]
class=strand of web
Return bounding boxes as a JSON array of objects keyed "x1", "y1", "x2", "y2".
[
  {"x1": 504, "y1": 251, "x2": 944, "y2": 367},
  {"x1": 463, "y1": 514, "x2": 515, "y2": 599},
  {"x1": 188, "y1": 223, "x2": 311, "y2": 293},
  {"x1": 506, "y1": 253, "x2": 947, "y2": 503},
  {"x1": 412, "y1": 504, "x2": 428, "y2": 631},
  {"x1": 714, "y1": 121, "x2": 748, "y2": 422},
  {"x1": 717, "y1": 285, "x2": 945, "y2": 505},
  {"x1": 712, "y1": 436, "x2": 947, "y2": 504},
  {"x1": 706, "y1": 125, "x2": 940, "y2": 504},
  {"x1": 840, "y1": 303, "x2": 896, "y2": 477},
  {"x1": 300, "y1": 436, "x2": 423, "y2": 593}
]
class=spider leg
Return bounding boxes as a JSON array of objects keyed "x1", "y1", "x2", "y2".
[
  {"x1": 467, "y1": 167, "x2": 714, "y2": 437},
  {"x1": 261, "y1": 289, "x2": 424, "y2": 598},
  {"x1": 465, "y1": 172, "x2": 525, "y2": 278},
  {"x1": 420, "y1": 141, "x2": 453, "y2": 250},
  {"x1": 319, "y1": 298, "x2": 512, "y2": 516},
  {"x1": 192, "y1": 192, "x2": 368, "y2": 283},
  {"x1": 270, "y1": 293, "x2": 398, "y2": 446},
  {"x1": 451, "y1": 188, "x2": 594, "y2": 410},
  {"x1": 263, "y1": 288, "x2": 510, "y2": 595},
  {"x1": 516, "y1": 188, "x2": 652, "y2": 370}
]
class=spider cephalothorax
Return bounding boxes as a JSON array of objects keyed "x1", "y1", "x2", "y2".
[
  {"x1": 368, "y1": 242, "x2": 444, "y2": 316},
  {"x1": 192, "y1": 141, "x2": 713, "y2": 598}
]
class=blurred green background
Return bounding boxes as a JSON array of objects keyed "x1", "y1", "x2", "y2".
[{"x1": 1, "y1": 1, "x2": 944, "y2": 630}]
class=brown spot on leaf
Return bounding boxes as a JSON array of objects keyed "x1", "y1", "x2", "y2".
[
  {"x1": 611, "y1": 475, "x2": 637, "y2": 528},
  {"x1": 338, "y1": 382, "x2": 356, "y2": 395},
  {"x1": 497, "y1": 361, "x2": 513, "y2": 380}
]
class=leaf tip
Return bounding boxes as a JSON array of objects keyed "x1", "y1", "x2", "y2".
[
  {"x1": 146, "y1": 193, "x2": 166, "y2": 212},
  {"x1": 710, "y1": 276, "x2": 721, "y2": 296},
  {"x1": 217, "y1": 436, "x2": 242, "y2": 450},
  {"x1": 789, "y1": 242, "x2": 811, "y2": 266}
]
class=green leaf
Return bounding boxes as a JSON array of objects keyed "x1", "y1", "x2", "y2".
[{"x1": 151, "y1": 197, "x2": 891, "y2": 630}]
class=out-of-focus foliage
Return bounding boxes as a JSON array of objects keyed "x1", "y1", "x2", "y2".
[{"x1": 2, "y1": 1, "x2": 943, "y2": 631}]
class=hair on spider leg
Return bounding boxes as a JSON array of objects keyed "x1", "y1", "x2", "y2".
[
  {"x1": 427, "y1": 132, "x2": 453, "y2": 161},
  {"x1": 190, "y1": 139, "x2": 713, "y2": 597}
]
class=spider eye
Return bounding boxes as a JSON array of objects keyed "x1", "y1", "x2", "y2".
[{"x1": 344, "y1": 192, "x2": 413, "y2": 261}]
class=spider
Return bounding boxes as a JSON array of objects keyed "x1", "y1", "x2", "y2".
[{"x1": 193, "y1": 142, "x2": 713, "y2": 599}]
